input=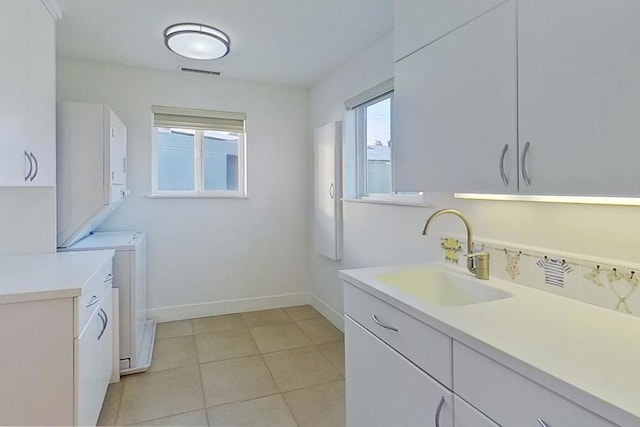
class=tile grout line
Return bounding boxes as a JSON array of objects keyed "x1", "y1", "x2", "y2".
[{"x1": 259, "y1": 351, "x2": 301, "y2": 427}]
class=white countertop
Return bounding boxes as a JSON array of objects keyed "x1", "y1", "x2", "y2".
[
  {"x1": 340, "y1": 262, "x2": 640, "y2": 427},
  {"x1": 0, "y1": 251, "x2": 115, "y2": 304}
]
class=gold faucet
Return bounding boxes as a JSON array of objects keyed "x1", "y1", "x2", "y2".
[{"x1": 422, "y1": 209, "x2": 490, "y2": 280}]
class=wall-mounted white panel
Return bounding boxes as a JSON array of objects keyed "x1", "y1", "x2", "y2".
[{"x1": 313, "y1": 121, "x2": 342, "y2": 260}]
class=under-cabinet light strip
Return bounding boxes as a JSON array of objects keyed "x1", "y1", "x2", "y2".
[{"x1": 454, "y1": 193, "x2": 640, "y2": 206}]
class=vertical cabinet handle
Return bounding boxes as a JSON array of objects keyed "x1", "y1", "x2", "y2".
[
  {"x1": 521, "y1": 141, "x2": 532, "y2": 186},
  {"x1": 499, "y1": 144, "x2": 509, "y2": 186},
  {"x1": 24, "y1": 151, "x2": 38, "y2": 182},
  {"x1": 329, "y1": 183, "x2": 335, "y2": 199},
  {"x1": 98, "y1": 308, "x2": 109, "y2": 340},
  {"x1": 434, "y1": 396, "x2": 445, "y2": 427},
  {"x1": 24, "y1": 151, "x2": 33, "y2": 181},
  {"x1": 30, "y1": 153, "x2": 38, "y2": 181},
  {"x1": 537, "y1": 418, "x2": 549, "y2": 427}
]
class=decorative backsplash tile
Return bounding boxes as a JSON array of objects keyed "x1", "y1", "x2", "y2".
[{"x1": 440, "y1": 235, "x2": 640, "y2": 319}]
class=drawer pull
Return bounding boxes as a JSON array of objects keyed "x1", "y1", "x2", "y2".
[
  {"x1": 98, "y1": 308, "x2": 109, "y2": 340},
  {"x1": 104, "y1": 273, "x2": 114, "y2": 283},
  {"x1": 537, "y1": 418, "x2": 549, "y2": 427},
  {"x1": 371, "y1": 314, "x2": 398, "y2": 332},
  {"x1": 434, "y1": 396, "x2": 445, "y2": 427},
  {"x1": 85, "y1": 295, "x2": 99, "y2": 308}
]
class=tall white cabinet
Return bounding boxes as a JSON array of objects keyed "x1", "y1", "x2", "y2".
[
  {"x1": 0, "y1": 0, "x2": 57, "y2": 187},
  {"x1": 313, "y1": 122, "x2": 342, "y2": 260},
  {"x1": 57, "y1": 102, "x2": 128, "y2": 247}
]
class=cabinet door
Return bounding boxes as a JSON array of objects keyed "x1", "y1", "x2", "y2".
[
  {"x1": 394, "y1": 0, "x2": 506, "y2": 61},
  {"x1": 75, "y1": 290, "x2": 113, "y2": 427},
  {"x1": 0, "y1": 0, "x2": 29, "y2": 186},
  {"x1": 109, "y1": 109, "x2": 127, "y2": 202},
  {"x1": 313, "y1": 122, "x2": 342, "y2": 260},
  {"x1": 345, "y1": 316, "x2": 453, "y2": 427},
  {"x1": 393, "y1": 1, "x2": 517, "y2": 193},
  {"x1": 24, "y1": 0, "x2": 56, "y2": 186},
  {"x1": 0, "y1": 0, "x2": 55, "y2": 187},
  {"x1": 518, "y1": 0, "x2": 640, "y2": 196}
]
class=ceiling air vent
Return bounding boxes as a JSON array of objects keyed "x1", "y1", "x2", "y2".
[{"x1": 178, "y1": 66, "x2": 221, "y2": 76}]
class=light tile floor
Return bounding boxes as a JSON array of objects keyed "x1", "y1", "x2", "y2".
[{"x1": 98, "y1": 306, "x2": 345, "y2": 426}]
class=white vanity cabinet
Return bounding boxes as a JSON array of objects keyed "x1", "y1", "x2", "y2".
[
  {"x1": 341, "y1": 271, "x2": 628, "y2": 427},
  {"x1": 0, "y1": 251, "x2": 115, "y2": 426},
  {"x1": 0, "y1": 0, "x2": 57, "y2": 187},
  {"x1": 345, "y1": 317, "x2": 453, "y2": 427},
  {"x1": 393, "y1": 0, "x2": 516, "y2": 193}
]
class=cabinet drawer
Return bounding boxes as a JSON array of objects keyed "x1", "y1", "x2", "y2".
[
  {"x1": 345, "y1": 317, "x2": 453, "y2": 427},
  {"x1": 454, "y1": 395, "x2": 498, "y2": 427},
  {"x1": 76, "y1": 259, "x2": 113, "y2": 336},
  {"x1": 344, "y1": 282, "x2": 452, "y2": 388},
  {"x1": 453, "y1": 342, "x2": 616, "y2": 427}
]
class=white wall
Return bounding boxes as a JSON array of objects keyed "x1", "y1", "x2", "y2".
[
  {"x1": 57, "y1": 59, "x2": 310, "y2": 320},
  {"x1": 309, "y1": 33, "x2": 640, "y2": 330}
]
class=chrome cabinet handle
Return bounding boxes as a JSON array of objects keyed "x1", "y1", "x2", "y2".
[
  {"x1": 521, "y1": 141, "x2": 531, "y2": 186},
  {"x1": 29, "y1": 152, "x2": 38, "y2": 181},
  {"x1": 499, "y1": 144, "x2": 509, "y2": 186},
  {"x1": 24, "y1": 151, "x2": 33, "y2": 181},
  {"x1": 329, "y1": 183, "x2": 335, "y2": 199},
  {"x1": 85, "y1": 295, "x2": 99, "y2": 308},
  {"x1": 434, "y1": 396, "x2": 445, "y2": 427},
  {"x1": 537, "y1": 418, "x2": 549, "y2": 427},
  {"x1": 371, "y1": 314, "x2": 398, "y2": 332},
  {"x1": 98, "y1": 308, "x2": 108, "y2": 340},
  {"x1": 104, "y1": 273, "x2": 113, "y2": 283}
]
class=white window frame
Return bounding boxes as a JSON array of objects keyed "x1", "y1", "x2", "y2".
[
  {"x1": 150, "y1": 106, "x2": 247, "y2": 198},
  {"x1": 344, "y1": 79, "x2": 424, "y2": 205}
]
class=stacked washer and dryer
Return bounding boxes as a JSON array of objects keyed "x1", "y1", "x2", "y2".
[{"x1": 57, "y1": 101, "x2": 155, "y2": 375}]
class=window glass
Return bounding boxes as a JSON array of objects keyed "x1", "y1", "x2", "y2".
[
  {"x1": 365, "y1": 97, "x2": 392, "y2": 194},
  {"x1": 155, "y1": 127, "x2": 195, "y2": 191},
  {"x1": 203, "y1": 130, "x2": 239, "y2": 191}
]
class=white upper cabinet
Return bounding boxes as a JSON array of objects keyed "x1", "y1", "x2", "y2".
[
  {"x1": 0, "y1": 0, "x2": 56, "y2": 187},
  {"x1": 394, "y1": 0, "x2": 506, "y2": 61},
  {"x1": 393, "y1": 1, "x2": 517, "y2": 193},
  {"x1": 395, "y1": 0, "x2": 640, "y2": 197},
  {"x1": 517, "y1": 0, "x2": 640, "y2": 196}
]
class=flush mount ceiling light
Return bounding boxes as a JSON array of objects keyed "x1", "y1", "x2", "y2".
[{"x1": 164, "y1": 23, "x2": 230, "y2": 60}]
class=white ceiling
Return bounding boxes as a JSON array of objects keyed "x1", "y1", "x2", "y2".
[{"x1": 55, "y1": 0, "x2": 394, "y2": 87}]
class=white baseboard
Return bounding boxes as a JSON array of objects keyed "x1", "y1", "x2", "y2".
[
  {"x1": 148, "y1": 292, "x2": 310, "y2": 323},
  {"x1": 310, "y1": 293, "x2": 344, "y2": 332}
]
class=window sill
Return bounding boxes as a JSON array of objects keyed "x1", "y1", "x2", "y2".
[
  {"x1": 147, "y1": 193, "x2": 248, "y2": 199},
  {"x1": 342, "y1": 197, "x2": 429, "y2": 207}
]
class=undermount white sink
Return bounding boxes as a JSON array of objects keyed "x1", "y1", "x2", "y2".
[{"x1": 376, "y1": 268, "x2": 513, "y2": 306}]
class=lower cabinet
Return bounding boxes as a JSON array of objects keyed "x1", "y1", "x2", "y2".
[
  {"x1": 342, "y1": 280, "x2": 621, "y2": 427},
  {"x1": 76, "y1": 287, "x2": 113, "y2": 426},
  {"x1": 345, "y1": 316, "x2": 453, "y2": 427},
  {"x1": 0, "y1": 258, "x2": 114, "y2": 426},
  {"x1": 453, "y1": 342, "x2": 616, "y2": 427}
]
